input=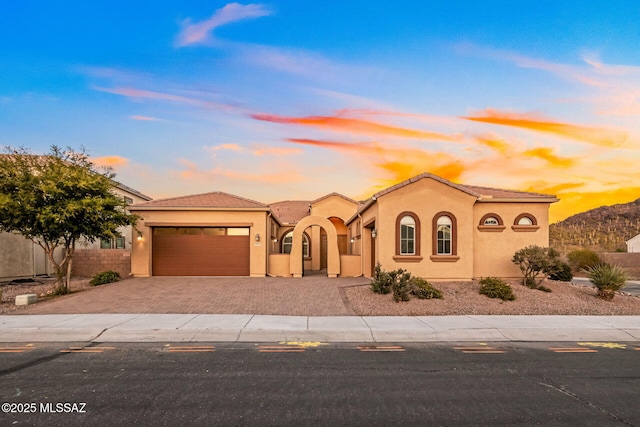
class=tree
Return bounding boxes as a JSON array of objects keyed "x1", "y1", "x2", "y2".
[
  {"x1": 512, "y1": 245, "x2": 561, "y2": 289},
  {"x1": 0, "y1": 146, "x2": 137, "y2": 293}
]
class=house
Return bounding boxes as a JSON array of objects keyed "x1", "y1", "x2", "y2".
[
  {"x1": 130, "y1": 172, "x2": 558, "y2": 280},
  {"x1": 626, "y1": 233, "x2": 640, "y2": 253},
  {"x1": 0, "y1": 182, "x2": 151, "y2": 280}
]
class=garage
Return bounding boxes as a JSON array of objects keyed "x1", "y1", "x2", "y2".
[{"x1": 152, "y1": 227, "x2": 250, "y2": 276}]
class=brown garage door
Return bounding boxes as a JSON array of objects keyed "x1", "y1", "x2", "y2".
[{"x1": 152, "y1": 227, "x2": 250, "y2": 276}]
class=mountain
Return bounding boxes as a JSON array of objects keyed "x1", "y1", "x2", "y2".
[{"x1": 550, "y1": 198, "x2": 640, "y2": 253}]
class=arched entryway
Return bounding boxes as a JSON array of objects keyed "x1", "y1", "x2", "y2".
[{"x1": 290, "y1": 215, "x2": 340, "y2": 277}]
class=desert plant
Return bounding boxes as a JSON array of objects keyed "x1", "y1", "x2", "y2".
[
  {"x1": 90, "y1": 270, "x2": 121, "y2": 286},
  {"x1": 371, "y1": 262, "x2": 392, "y2": 294},
  {"x1": 391, "y1": 269, "x2": 412, "y2": 302},
  {"x1": 584, "y1": 263, "x2": 629, "y2": 301},
  {"x1": 512, "y1": 245, "x2": 561, "y2": 289},
  {"x1": 479, "y1": 277, "x2": 515, "y2": 301},
  {"x1": 567, "y1": 249, "x2": 601, "y2": 272},
  {"x1": 410, "y1": 277, "x2": 443, "y2": 299},
  {"x1": 548, "y1": 261, "x2": 573, "y2": 282}
]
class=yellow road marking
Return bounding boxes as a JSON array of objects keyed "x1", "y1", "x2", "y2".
[
  {"x1": 168, "y1": 346, "x2": 215, "y2": 353},
  {"x1": 578, "y1": 342, "x2": 627, "y2": 349},
  {"x1": 259, "y1": 345, "x2": 305, "y2": 353},
  {"x1": 279, "y1": 341, "x2": 328, "y2": 348},
  {"x1": 0, "y1": 346, "x2": 34, "y2": 353},
  {"x1": 549, "y1": 347, "x2": 598, "y2": 353}
]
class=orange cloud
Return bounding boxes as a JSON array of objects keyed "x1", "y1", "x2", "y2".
[
  {"x1": 548, "y1": 186, "x2": 640, "y2": 223},
  {"x1": 464, "y1": 109, "x2": 627, "y2": 147},
  {"x1": 253, "y1": 113, "x2": 460, "y2": 141},
  {"x1": 251, "y1": 146, "x2": 303, "y2": 156},
  {"x1": 92, "y1": 155, "x2": 129, "y2": 168},
  {"x1": 522, "y1": 147, "x2": 575, "y2": 168},
  {"x1": 475, "y1": 135, "x2": 511, "y2": 154}
]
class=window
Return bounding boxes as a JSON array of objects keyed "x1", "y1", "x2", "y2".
[
  {"x1": 282, "y1": 231, "x2": 310, "y2": 257},
  {"x1": 101, "y1": 235, "x2": 125, "y2": 249},
  {"x1": 395, "y1": 212, "x2": 421, "y2": 258},
  {"x1": 399, "y1": 216, "x2": 416, "y2": 255},
  {"x1": 517, "y1": 216, "x2": 533, "y2": 225},
  {"x1": 436, "y1": 216, "x2": 452, "y2": 255},
  {"x1": 431, "y1": 211, "x2": 458, "y2": 259},
  {"x1": 484, "y1": 217, "x2": 499, "y2": 225},
  {"x1": 512, "y1": 213, "x2": 539, "y2": 232}
]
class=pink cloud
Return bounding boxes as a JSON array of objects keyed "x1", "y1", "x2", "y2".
[
  {"x1": 175, "y1": 3, "x2": 272, "y2": 47},
  {"x1": 93, "y1": 86, "x2": 238, "y2": 112},
  {"x1": 130, "y1": 115, "x2": 159, "y2": 121}
]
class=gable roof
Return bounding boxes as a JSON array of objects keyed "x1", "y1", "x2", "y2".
[
  {"x1": 311, "y1": 192, "x2": 360, "y2": 206},
  {"x1": 347, "y1": 172, "x2": 558, "y2": 224},
  {"x1": 131, "y1": 191, "x2": 267, "y2": 209},
  {"x1": 372, "y1": 172, "x2": 557, "y2": 201}
]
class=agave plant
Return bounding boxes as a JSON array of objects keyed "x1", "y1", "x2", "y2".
[{"x1": 584, "y1": 263, "x2": 630, "y2": 301}]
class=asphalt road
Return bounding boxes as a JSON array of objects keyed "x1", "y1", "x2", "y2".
[{"x1": 1, "y1": 342, "x2": 639, "y2": 426}]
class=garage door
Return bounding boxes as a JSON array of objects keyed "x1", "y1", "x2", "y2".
[{"x1": 152, "y1": 227, "x2": 250, "y2": 276}]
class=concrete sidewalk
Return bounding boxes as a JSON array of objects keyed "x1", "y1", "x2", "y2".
[{"x1": 1, "y1": 314, "x2": 639, "y2": 343}]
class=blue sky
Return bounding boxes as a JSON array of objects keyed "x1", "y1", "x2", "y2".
[{"x1": 2, "y1": 1, "x2": 640, "y2": 221}]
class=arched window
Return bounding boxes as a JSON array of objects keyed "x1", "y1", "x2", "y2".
[
  {"x1": 512, "y1": 213, "x2": 539, "y2": 232},
  {"x1": 395, "y1": 212, "x2": 421, "y2": 256},
  {"x1": 282, "y1": 231, "x2": 310, "y2": 257},
  {"x1": 400, "y1": 215, "x2": 416, "y2": 255},
  {"x1": 432, "y1": 211, "x2": 458, "y2": 257},
  {"x1": 478, "y1": 213, "x2": 506, "y2": 232},
  {"x1": 436, "y1": 216, "x2": 452, "y2": 255},
  {"x1": 517, "y1": 216, "x2": 533, "y2": 225}
]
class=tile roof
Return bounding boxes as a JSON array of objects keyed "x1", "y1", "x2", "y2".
[
  {"x1": 373, "y1": 172, "x2": 557, "y2": 201},
  {"x1": 132, "y1": 191, "x2": 267, "y2": 209},
  {"x1": 269, "y1": 200, "x2": 311, "y2": 224}
]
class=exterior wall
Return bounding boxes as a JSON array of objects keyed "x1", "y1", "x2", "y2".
[
  {"x1": 339, "y1": 255, "x2": 362, "y2": 277},
  {"x1": 600, "y1": 252, "x2": 640, "y2": 279},
  {"x1": 357, "y1": 203, "x2": 379, "y2": 278},
  {"x1": 130, "y1": 209, "x2": 269, "y2": 277},
  {"x1": 473, "y1": 202, "x2": 551, "y2": 278},
  {"x1": 72, "y1": 249, "x2": 131, "y2": 278},
  {"x1": 268, "y1": 254, "x2": 291, "y2": 277},
  {"x1": 0, "y1": 232, "x2": 34, "y2": 278},
  {"x1": 626, "y1": 235, "x2": 640, "y2": 253},
  {"x1": 375, "y1": 179, "x2": 477, "y2": 280},
  {"x1": 311, "y1": 195, "x2": 358, "y2": 222},
  {"x1": 77, "y1": 187, "x2": 151, "y2": 250}
]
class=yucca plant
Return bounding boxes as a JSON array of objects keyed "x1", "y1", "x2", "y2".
[{"x1": 584, "y1": 263, "x2": 630, "y2": 301}]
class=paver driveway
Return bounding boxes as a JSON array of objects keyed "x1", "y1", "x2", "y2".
[{"x1": 17, "y1": 276, "x2": 371, "y2": 316}]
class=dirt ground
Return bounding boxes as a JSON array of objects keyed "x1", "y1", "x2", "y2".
[{"x1": 0, "y1": 277, "x2": 91, "y2": 314}]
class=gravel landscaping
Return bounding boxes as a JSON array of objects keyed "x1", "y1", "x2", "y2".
[{"x1": 346, "y1": 279, "x2": 640, "y2": 316}]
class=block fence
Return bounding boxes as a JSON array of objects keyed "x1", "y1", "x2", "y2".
[{"x1": 72, "y1": 249, "x2": 131, "y2": 278}]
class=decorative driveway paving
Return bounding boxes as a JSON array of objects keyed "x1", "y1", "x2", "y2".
[{"x1": 16, "y1": 276, "x2": 371, "y2": 316}]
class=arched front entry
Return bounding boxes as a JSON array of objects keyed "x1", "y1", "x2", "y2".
[{"x1": 290, "y1": 215, "x2": 340, "y2": 278}]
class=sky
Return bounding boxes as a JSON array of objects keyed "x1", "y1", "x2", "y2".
[{"x1": 1, "y1": 1, "x2": 640, "y2": 223}]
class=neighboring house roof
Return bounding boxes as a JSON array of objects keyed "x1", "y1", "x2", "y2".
[
  {"x1": 114, "y1": 181, "x2": 152, "y2": 202},
  {"x1": 626, "y1": 233, "x2": 640, "y2": 244},
  {"x1": 131, "y1": 191, "x2": 267, "y2": 209},
  {"x1": 269, "y1": 200, "x2": 311, "y2": 224}
]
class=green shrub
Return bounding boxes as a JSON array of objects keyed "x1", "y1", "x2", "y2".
[
  {"x1": 391, "y1": 270, "x2": 412, "y2": 302},
  {"x1": 90, "y1": 270, "x2": 121, "y2": 286},
  {"x1": 371, "y1": 263, "x2": 392, "y2": 294},
  {"x1": 479, "y1": 277, "x2": 515, "y2": 301},
  {"x1": 512, "y1": 245, "x2": 561, "y2": 289},
  {"x1": 410, "y1": 277, "x2": 443, "y2": 299},
  {"x1": 548, "y1": 261, "x2": 573, "y2": 282},
  {"x1": 567, "y1": 249, "x2": 601, "y2": 272},
  {"x1": 584, "y1": 263, "x2": 629, "y2": 301}
]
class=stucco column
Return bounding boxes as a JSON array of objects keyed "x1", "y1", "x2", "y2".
[{"x1": 311, "y1": 225, "x2": 321, "y2": 271}]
